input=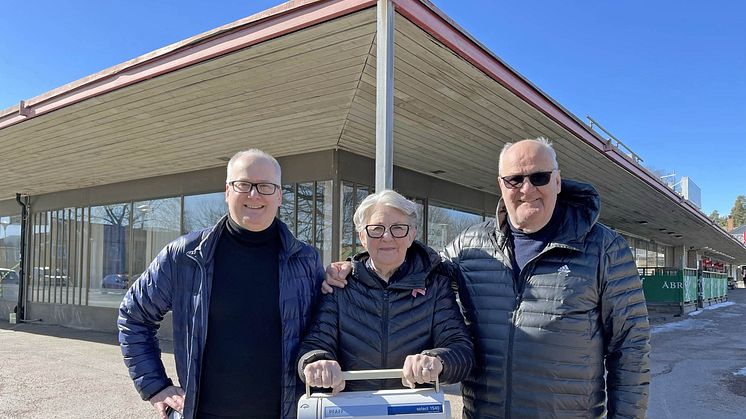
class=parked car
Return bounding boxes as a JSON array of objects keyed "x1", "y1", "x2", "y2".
[
  {"x1": 32, "y1": 266, "x2": 69, "y2": 286},
  {"x1": 102, "y1": 273, "x2": 129, "y2": 292},
  {"x1": 0, "y1": 268, "x2": 19, "y2": 284}
]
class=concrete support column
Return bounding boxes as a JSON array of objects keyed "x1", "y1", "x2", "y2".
[
  {"x1": 687, "y1": 248, "x2": 699, "y2": 270},
  {"x1": 673, "y1": 245, "x2": 686, "y2": 269}
]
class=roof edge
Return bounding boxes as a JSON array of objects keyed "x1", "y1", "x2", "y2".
[
  {"x1": 0, "y1": 0, "x2": 376, "y2": 129},
  {"x1": 393, "y1": 0, "x2": 730, "y2": 241}
]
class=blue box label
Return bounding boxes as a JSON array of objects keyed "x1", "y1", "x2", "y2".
[{"x1": 388, "y1": 404, "x2": 444, "y2": 415}]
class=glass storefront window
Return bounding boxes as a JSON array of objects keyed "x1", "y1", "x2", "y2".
[
  {"x1": 355, "y1": 185, "x2": 370, "y2": 251},
  {"x1": 296, "y1": 182, "x2": 314, "y2": 244},
  {"x1": 657, "y1": 244, "x2": 666, "y2": 267},
  {"x1": 316, "y1": 181, "x2": 333, "y2": 266},
  {"x1": 340, "y1": 182, "x2": 371, "y2": 260},
  {"x1": 28, "y1": 209, "x2": 81, "y2": 305},
  {"x1": 88, "y1": 203, "x2": 131, "y2": 308},
  {"x1": 280, "y1": 185, "x2": 296, "y2": 236},
  {"x1": 646, "y1": 242, "x2": 657, "y2": 268},
  {"x1": 428, "y1": 203, "x2": 482, "y2": 250},
  {"x1": 0, "y1": 215, "x2": 22, "y2": 303},
  {"x1": 408, "y1": 197, "x2": 425, "y2": 243},
  {"x1": 132, "y1": 197, "x2": 181, "y2": 285},
  {"x1": 183, "y1": 192, "x2": 227, "y2": 233},
  {"x1": 280, "y1": 181, "x2": 334, "y2": 266},
  {"x1": 634, "y1": 238, "x2": 647, "y2": 268}
]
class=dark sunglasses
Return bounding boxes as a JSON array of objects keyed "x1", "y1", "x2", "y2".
[{"x1": 500, "y1": 170, "x2": 556, "y2": 189}]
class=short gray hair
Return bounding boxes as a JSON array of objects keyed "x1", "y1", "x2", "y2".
[
  {"x1": 226, "y1": 149, "x2": 281, "y2": 183},
  {"x1": 498, "y1": 137, "x2": 558, "y2": 175},
  {"x1": 353, "y1": 189, "x2": 418, "y2": 232}
]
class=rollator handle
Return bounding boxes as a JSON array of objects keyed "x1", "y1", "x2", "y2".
[{"x1": 305, "y1": 368, "x2": 440, "y2": 397}]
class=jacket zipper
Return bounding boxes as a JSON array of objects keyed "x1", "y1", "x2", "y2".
[
  {"x1": 503, "y1": 242, "x2": 575, "y2": 418},
  {"x1": 504, "y1": 247, "x2": 544, "y2": 419},
  {"x1": 186, "y1": 252, "x2": 207, "y2": 417},
  {"x1": 381, "y1": 290, "x2": 390, "y2": 375}
]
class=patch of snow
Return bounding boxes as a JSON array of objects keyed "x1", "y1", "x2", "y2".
[
  {"x1": 688, "y1": 301, "x2": 736, "y2": 317},
  {"x1": 733, "y1": 368, "x2": 746, "y2": 377},
  {"x1": 651, "y1": 318, "x2": 714, "y2": 334},
  {"x1": 703, "y1": 301, "x2": 735, "y2": 310}
]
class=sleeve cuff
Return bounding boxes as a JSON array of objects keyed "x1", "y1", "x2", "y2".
[
  {"x1": 144, "y1": 378, "x2": 174, "y2": 401},
  {"x1": 297, "y1": 350, "x2": 334, "y2": 382}
]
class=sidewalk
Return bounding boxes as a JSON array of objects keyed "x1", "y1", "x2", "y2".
[
  {"x1": 0, "y1": 322, "x2": 461, "y2": 418},
  {"x1": 2, "y1": 291, "x2": 744, "y2": 418},
  {"x1": 0, "y1": 322, "x2": 177, "y2": 419}
]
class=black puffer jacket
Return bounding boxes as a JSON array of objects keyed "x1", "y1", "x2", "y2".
[
  {"x1": 298, "y1": 241, "x2": 474, "y2": 391},
  {"x1": 444, "y1": 180, "x2": 651, "y2": 419}
]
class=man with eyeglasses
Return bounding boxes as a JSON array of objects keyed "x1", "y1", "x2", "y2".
[
  {"x1": 118, "y1": 149, "x2": 324, "y2": 419},
  {"x1": 325, "y1": 138, "x2": 650, "y2": 418}
]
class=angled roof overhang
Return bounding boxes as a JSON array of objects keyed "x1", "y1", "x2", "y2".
[{"x1": 1, "y1": 0, "x2": 744, "y2": 263}]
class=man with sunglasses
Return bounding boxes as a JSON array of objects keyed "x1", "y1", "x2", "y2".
[
  {"x1": 118, "y1": 149, "x2": 324, "y2": 419},
  {"x1": 325, "y1": 138, "x2": 650, "y2": 418}
]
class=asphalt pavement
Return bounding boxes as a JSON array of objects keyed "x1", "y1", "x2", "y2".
[
  {"x1": 647, "y1": 288, "x2": 746, "y2": 418},
  {"x1": 1, "y1": 290, "x2": 745, "y2": 418}
]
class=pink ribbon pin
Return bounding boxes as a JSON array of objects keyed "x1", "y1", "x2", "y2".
[{"x1": 411, "y1": 288, "x2": 426, "y2": 298}]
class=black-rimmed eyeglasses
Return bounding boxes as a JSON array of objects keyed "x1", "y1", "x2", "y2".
[
  {"x1": 228, "y1": 181, "x2": 280, "y2": 195},
  {"x1": 500, "y1": 170, "x2": 557, "y2": 189},
  {"x1": 364, "y1": 224, "x2": 411, "y2": 238}
]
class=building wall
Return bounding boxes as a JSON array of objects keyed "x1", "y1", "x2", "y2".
[{"x1": 0, "y1": 149, "x2": 501, "y2": 332}]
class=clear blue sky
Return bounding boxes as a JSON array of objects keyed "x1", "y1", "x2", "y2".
[{"x1": 2, "y1": 1, "x2": 744, "y2": 216}]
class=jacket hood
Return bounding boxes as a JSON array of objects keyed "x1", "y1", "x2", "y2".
[
  {"x1": 496, "y1": 179, "x2": 601, "y2": 249},
  {"x1": 351, "y1": 240, "x2": 441, "y2": 290}
]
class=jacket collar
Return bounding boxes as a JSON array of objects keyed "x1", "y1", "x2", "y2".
[
  {"x1": 351, "y1": 241, "x2": 440, "y2": 290},
  {"x1": 188, "y1": 215, "x2": 301, "y2": 263},
  {"x1": 495, "y1": 179, "x2": 600, "y2": 251}
]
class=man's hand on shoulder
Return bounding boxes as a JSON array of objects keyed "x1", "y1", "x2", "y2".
[
  {"x1": 149, "y1": 385, "x2": 185, "y2": 419},
  {"x1": 321, "y1": 262, "x2": 352, "y2": 294}
]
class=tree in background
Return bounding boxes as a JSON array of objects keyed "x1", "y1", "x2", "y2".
[
  {"x1": 731, "y1": 195, "x2": 746, "y2": 227},
  {"x1": 709, "y1": 210, "x2": 727, "y2": 228}
]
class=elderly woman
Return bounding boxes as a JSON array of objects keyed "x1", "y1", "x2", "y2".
[{"x1": 297, "y1": 189, "x2": 473, "y2": 394}]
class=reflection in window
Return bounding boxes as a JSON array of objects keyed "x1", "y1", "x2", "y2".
[
  {"x1": 89, "y1": 203, "x2": 131, "y2": 308},
  {"x1": 132, "y1": 197, "x2": 181, "y2": 285},
  {"x1": 656, "y1": 244, "x2": 665, "y2": 267},
  {"x1": 646, "y1": 242, "x2": 657, "y2": 268},
  {"x1": 297, "y1": 183, "x2": 314, "y2": 244},
  {"x1": 355, "y1": 185, "x2": 370, "y2": 250},
  {"x1": 28, "y1": 208, "x2": 90, "y2": 305},
  {"x1": 405, "y1": 196, "x2": 425, "y2": 243},
  {"x1": 341, "y1": 182, "x2": 355, "y2": 261},
  {"x1": 280, "y1": 181, "x2": 334, "y2": 266},
  {"x1": 340, "y1": 182, "x2": 372, "y2": 260},
  {"x1": 280, "y1": 185, "x2": 296, "y2": 236},
  {"x1": 634, "y1": 239, "x2": 647, "y2": 268},
  {"x1": 183, "y1": 192, "x2": 227, "y2": 233},
  {"x1": 316, "y1": 181, "x2": 333, "y2": 266},
  {"x1": 0, "y1": 215, "x2": 22, "y2": 303},
  {"x1": 427, "y1": 203, "x2": 482, "y2": 250}
]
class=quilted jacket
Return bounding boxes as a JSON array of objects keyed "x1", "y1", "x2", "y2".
[
  {"x1": 444, "y1": 180, "x2": 651, "y2": 418},
  {"x1": 118, "y1": 216, "x2": 324, "y2": 419},
  {"x1": 298, "y1": 241, "x2": 474, "y2": 391}
]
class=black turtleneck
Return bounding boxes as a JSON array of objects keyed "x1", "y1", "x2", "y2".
[
  {"x1": 197, "y1": 217, "x2": 282, "y2": 418},
  {"x1": 509, "y1": 203, "x2": 564, "y2": 280}
]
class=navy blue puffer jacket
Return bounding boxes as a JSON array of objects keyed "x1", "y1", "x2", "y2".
[{"x1": 118, "y1": 216, "x2": 324, "y2": 419}]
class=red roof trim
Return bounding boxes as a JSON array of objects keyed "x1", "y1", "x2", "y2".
[
  {"x1": 0, "y1": 0, "x2": 376, "y2": 130},
  {"x1": 393, "y1": 0, "x2": 720, "y2": 230}
]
